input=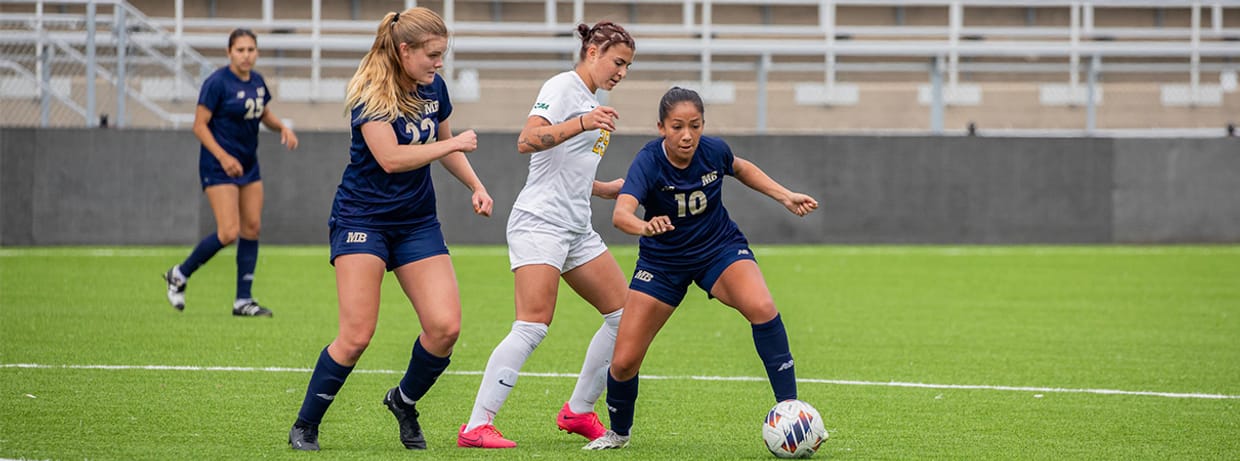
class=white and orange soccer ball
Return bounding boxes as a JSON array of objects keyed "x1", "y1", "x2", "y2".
[{"x1": 762, "y1": 399, "x2": 828, "y2": 459}]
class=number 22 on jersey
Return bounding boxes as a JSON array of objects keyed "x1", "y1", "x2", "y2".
[{"x1": 404, "y1": 117, "x2": 437, "y2": 144}]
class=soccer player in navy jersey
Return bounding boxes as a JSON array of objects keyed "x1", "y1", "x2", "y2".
[
  {"x1": 584, "y1": 87, "x2": 819, "y2": 449},
  {"x1": 286, "y1": 8, "x2": 493, "y2": 451},
  {"x1": 162, "y1": 28, "x2": 298, "y2": 317}
]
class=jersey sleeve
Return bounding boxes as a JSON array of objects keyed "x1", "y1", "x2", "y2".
[
  {"x1": 717, "y1": 137, "x2": 737, "y2": 176},
  {"x1": 256, "y1": 73, "x2": 272, "y2": 106},
  {"x1": 434, "y1": 75, "x2": 453, "y2": 122},
  {"x1": 619, "y1": 149, "x2": 654, "y2": 204},
  {"x1": 349, "y1": 105, "x2": 372, "y2": 129},
  {"x1": 527, "y1": 76, "x2": 570, "y2": 124},
  {"x1": 197, "y1": 74, "x2": 223, "y2": 112}
]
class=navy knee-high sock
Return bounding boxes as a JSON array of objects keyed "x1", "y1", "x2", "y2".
[
  {"x1": 605, "y1": 371, "x2": 639, "y2": 436},
  {"x1": 235, "y1": 238, "x2": 258, "y2": 299},
  {"x1": 297, "y1": 346, "x2": 354, "y2": 426},
  {"x1": 181, "y1": 233, "x2": 225, "y2": 277},
  {"x1": 397, "y1": 338, "x2": 451, "y2": 403},
  {"x1": 753, "y1": 313, "x2": 797, "y2": 402}
]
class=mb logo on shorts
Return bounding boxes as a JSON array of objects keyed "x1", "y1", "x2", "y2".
[
  {"x1": 634, "y1": 270, "x2": 654, "y2": 282},
  {"x1": 346, "y1": 231, "x2": 368, "y2": 243}
]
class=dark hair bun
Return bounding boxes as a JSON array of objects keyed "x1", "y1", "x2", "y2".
[{"x1": 576, "y1": 23, "x2": 592, "y2": 40}]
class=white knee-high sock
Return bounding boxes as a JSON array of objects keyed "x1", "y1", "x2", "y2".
[
  {"x1": 465, "y1": 320, "x2": 548, "y2": 432},
  {"x1": 567, "y1": 309, "x2": 623, "y2": 414}
]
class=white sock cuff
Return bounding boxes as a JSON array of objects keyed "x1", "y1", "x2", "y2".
[
  {"x1": 511, "y1": 320, "x2": 548, "y2": 346},
  {"x1": 603, "y1": 309, "x2": 623, "y2": 329}
]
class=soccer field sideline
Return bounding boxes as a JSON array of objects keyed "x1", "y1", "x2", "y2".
[
  {"x1": 3, "y1": 245, "x2": 1240, "y2": 258},
  {"x1": 4, "y1": 362, "x2": 1236, "y2": 400}
]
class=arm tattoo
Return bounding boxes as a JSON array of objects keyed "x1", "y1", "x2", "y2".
[{"x1": 523, "y1": 125, "x2": 577, "y2": 151}]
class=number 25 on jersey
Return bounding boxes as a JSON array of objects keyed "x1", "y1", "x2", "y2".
[{"x1": 243, "y1": 98, "x2": 265, "y2": 120}]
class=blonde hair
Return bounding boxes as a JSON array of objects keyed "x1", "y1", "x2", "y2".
[{"x1": 345, "y1": 8, "x2": 448, "y2": 123}]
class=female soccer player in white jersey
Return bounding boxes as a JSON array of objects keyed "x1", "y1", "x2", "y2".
[
  {"x1": 287, "y1": 8, "x2": 492, "y2": 451},
  {"x1": 585, "y1": 87, "x2": 819, "y2": 450},
  {"x1": 457, "y1": 21, "x2": 635, "y2": 449},
  {"x1": 162, "y1": 28, "x2": 298, "y2": 317}
]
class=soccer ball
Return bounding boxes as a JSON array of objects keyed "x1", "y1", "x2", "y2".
[{"x1": 762, "y1": 399, "x2": 828, "y2": 459}]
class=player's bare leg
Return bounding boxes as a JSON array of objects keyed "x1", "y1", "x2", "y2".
[
  {"x1": 559, "y1": 250, "x2": 627, "y2": 440},
  {"x1": 711, "y1": 260, "x2": 797, "y2": 402}
]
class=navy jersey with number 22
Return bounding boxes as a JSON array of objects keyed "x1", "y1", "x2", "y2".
[
  {"x1": 619, "y1": 136, "x2": 747, "y2": 266},
  {"x1": 330, "y1": 74, "x2": 453, "y2": 229}
]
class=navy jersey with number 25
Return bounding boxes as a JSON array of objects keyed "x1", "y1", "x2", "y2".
[
  {"x1": 331, "y1": 74, "x2": 453, "y2": 229},
  {"x1": 197, "y1": 66, "x2": 271, "y2": 183},
  {"x1": 619, "y1": 136, "x2": 747, "y2": 265}
]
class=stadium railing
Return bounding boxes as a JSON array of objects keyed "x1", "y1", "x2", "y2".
[{"x1": 1, "y1": 0, "x2": 1237, "y2": 133}]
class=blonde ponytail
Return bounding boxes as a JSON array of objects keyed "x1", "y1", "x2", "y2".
[{"x1": 345, "y1": 8, "x2": 448, "y2": 123}]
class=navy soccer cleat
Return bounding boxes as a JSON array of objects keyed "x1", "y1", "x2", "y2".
[
  {"x1": 383, "y1": 387, "x2": 426, "y2": 449},
  {"x1": 288, "y1": 422, "x2": 320, "y2": 451}
]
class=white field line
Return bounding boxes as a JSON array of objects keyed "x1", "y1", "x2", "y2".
[
  {"x1": 2, "y1": 246, "x2": 1238, "y2": 258},
  {"x1": 2, "y1": 363, "x2": 1236, "y2": 400}
]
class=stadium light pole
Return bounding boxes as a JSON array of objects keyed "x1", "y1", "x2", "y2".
[
  {"x1": 1086, "y1": 54, "x2": 1099, "y2": 135},
  {"x1": 36, "y1": 0, "x2": 46, "y2": 127},
  {"x1": 311, "y1": 0, "x2": 321, "y2": 102},
  {"x1": 930, "y1": 56, "x2": 944, "y2": 135},
  {"x1": 115, "y1": 6, "x2": 128, "y2": 128},
  {"x1": 757, "y1": 53, "x2": 769, "y2": 134},
  {"x1": 86, "y1": 1, "x2": 97, "y2": 127},
  {"x1": 40, "y1": 42, "x2": 51, "y2": 127}
]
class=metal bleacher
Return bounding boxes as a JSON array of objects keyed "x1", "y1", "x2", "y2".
[{"x1": 1, "y1": 0, "x2": 1238, "y2": 135}]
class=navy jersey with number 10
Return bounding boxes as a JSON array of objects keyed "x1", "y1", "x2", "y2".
[
  {"x1": 619, "y1": 136, "x2": 747, "y2": 266},
  {"x1": 331, "y1": 74, "x2": 453, "y2": 229}
]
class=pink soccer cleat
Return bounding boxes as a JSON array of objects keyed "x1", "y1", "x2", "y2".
[
  {"x1": 457, "y1": 423, "x2": 517, "y2": 449},
  {"x1": 556, "y1": 402, "x2": 607, "y2": 441}
]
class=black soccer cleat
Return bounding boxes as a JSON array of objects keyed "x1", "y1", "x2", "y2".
[
  {"x1": 232, "y1": 300, "x2": 273, "y2": 317},
  {"x1": 162, "y1": 267, "x2": 186, "y2": 311},
  {"x1": 288, "y1": 421, "x2": 320, "y2": 451},
  {"x1": 383, "y1": 386, "x2": 426, "y2": 449}
]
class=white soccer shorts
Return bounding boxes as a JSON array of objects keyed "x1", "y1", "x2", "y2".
[{"x1": 506, "y1": 209, "x2": 608, "y2": 273}]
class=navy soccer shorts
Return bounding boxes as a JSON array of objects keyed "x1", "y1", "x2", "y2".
[
  {"x1": 200, "y1": 160, "x2": 261, "y2": 189},
  {"x1": 628, "y1": 244, "x2": 757, "y2": 307},
  {"x1": 329, "y1": 221, "x2": 449, "y2": 271}
]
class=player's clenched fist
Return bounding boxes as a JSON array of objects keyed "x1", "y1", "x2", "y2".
[{"x1": 453, "y1": 129, "x2": 478, "y2": 153}]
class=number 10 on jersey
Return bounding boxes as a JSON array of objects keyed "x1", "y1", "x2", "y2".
[{"x1": 674, "y1": 191, "x2": 707, "y2": 217}]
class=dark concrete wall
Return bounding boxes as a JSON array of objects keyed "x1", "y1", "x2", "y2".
[
  {"x1": 1112, "y1": 138, "x2": 1240, "y2": 243},
  {"x1": 2, "y1": 128, "x2": 1237, "y2": 246}
]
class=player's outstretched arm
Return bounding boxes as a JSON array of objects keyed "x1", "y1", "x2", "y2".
[
  {"x1": 364, "y1": 122, "x2": 476, "y2": 174},
  {"x1": 614, "y1": 194, "x2": 674, "y2": 236},
  {"x1": 733, "y1": 156, "x2": 819, "y2": 217},
  {"x1": 436, "y1": 122, "x2": 493, "y2": 217}
]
